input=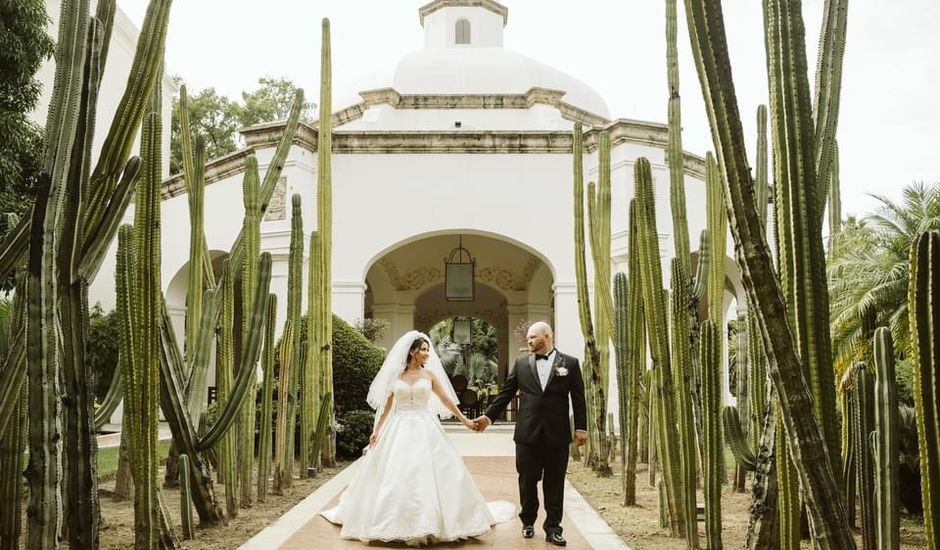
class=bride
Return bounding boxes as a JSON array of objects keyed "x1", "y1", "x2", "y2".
[{"x1": 321, "y1": 330, "x2": 514, "y2": 545}]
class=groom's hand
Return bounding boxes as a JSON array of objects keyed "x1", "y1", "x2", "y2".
[
  {"x1": 574, "y1": 430, "x2": 588, "y2": 446},
  {"x1": 471, "y1": 415, "x2": 491, "y2": 432}
]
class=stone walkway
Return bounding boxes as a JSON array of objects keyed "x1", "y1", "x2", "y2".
[{"x1": 238, "y1": 426, "x2": 630, "y2": 550}]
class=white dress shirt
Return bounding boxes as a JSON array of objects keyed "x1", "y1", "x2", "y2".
[{"x1": 536, "y1": 349, "x2": 556, "y2": 390}]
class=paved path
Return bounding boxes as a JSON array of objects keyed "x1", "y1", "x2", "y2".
[{"x1": 238, "y1": 426, "x2": 630, "y2": 550}]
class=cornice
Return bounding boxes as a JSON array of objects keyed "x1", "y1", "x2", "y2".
[{"x1": 418, "y1": 0, "x2": 509, "y2": 26}]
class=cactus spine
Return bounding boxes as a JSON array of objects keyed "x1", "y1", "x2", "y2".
[
  {"x1": 257, "y1": 295, "x2": 277, "y2": 501},
  {"x1": 909, "y1": 230, "x2": 940, "y2": 548},
  {"x1": 700, "y1": 320, "x2": 722, "y2": 550},
  {"x1": 683, "y1": 1, "x2": 854, "y2": 545},
  {"x1": 872, "y1": 328, "x2": 899, "y2": 550}
]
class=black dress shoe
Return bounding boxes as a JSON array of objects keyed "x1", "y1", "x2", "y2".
[
  {"x1": 545, "y1": 532, "x2": 567, "y2": 546},
  {"x1": 521, "y1": 525, "x2": 534, "y2": 538}
]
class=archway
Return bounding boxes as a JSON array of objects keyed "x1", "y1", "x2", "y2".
[{"x1": 363, "y1": 231, "x2": 554, "y2": 383}]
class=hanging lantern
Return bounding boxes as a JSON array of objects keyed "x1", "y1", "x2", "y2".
[{"x1": 443, "y1": 235, "x2": 475, "y2": 301}]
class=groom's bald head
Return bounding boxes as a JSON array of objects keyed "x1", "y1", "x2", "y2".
[{"x1": 526, "y1": 321, "x2": 554, "y2": 354}]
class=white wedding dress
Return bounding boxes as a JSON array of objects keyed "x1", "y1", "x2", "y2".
[{"x1": 321, "y1": 378, "x2": 515, "y2": 546}]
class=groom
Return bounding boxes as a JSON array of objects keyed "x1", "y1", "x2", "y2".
[{"x1": 473, "y1": 321, "x2": 587, "y2": 547}]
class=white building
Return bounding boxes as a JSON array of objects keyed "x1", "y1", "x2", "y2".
[{"x1": 84, "y1": 0, "x2": 745, "y2": 405}]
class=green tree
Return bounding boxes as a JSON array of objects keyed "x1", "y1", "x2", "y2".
[
  {"x1": 829, "y1": 182, "x2": 940, "y2": 375},
  {"x1": 0, "y1": 0, "x2": 55, "y2": 217},
  {"x1": 170, "y1": 76, "x2": 313, "y2": 174},
  {"x1": 239, "y1": 76, "x2": 314, "y2": 127},
  {"x1": 169, "y1": 84, "x2": 240, "y2": 174}
]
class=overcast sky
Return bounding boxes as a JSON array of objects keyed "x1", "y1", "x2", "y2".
[{"x1": 117, "y1": 0, "x2": 940, "y2": 220}]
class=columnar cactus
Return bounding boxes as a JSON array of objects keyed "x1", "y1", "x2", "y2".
[
  {"x1": 872, "y1": 328, "x2": 899, "y2": 550},
  {"x1": 179, "y1": 454, "x2": 194, "y2": 540},
  {"x1": 571, "y1": 123, "x2": 609, "y2": 476},
  {"x1": 722, "y1": 405, "x2": 756, "y2": 471},
  {"x1": 285, "y1": 195, "x2": 304, "y2": 483},
  {"x1": 700, "y1": 320, "x2": 723, "y2": 550},
  {"x1": 257, "y1": 295, "x2": 277, "y2": 501},
  {"x1": 852, "y1": 363, "x2": 876, "y2": 550},
  {"x1": 633, "y1": 157, "x2": 685, "y2": 535},
  {"x1": 238, "y1": 159, "x2": 262, "y2": 504},
  {"x1": 0, "y1": 287, "x2": 26, "y2": 547},
  {"x1": 683, "y1": 1, "x2": 854, "y2": 545},
  {"x1": 314, "y1": 18, "x2": 337, "y2": 467},
  {"x1": 670, "y1": 258, "x2": 700, "y2": 548},
  {"x1": 273, "y1": 321, "x2": 296, "y2": 495},
  {"x1": 306, "y1": 231, "x2": 323, "y2": 468},
  {"x1": 909, "y1": 230, "x2": 940, "y2": 548},
  {"x1": 216, "y1": 258, "x2": 239, "y2": 516}
]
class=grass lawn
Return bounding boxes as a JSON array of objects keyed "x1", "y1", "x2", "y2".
[{"x1": 97, "y1": 439, "x2": 172, "y2": 479}]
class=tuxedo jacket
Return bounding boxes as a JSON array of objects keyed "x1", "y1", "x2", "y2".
[{"x1": 484, "y1": 350, "x2": 587, "y2": 446}]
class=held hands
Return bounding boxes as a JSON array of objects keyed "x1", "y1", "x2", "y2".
[
  {"x1": 574, "y1": 429, "x2": 588, "y2": 446},
  {"x1": 470, "y1": 415, "x2": 491, "y2": 432}
]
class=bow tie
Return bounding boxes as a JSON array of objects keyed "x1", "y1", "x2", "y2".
[{"x1": 535, "y1": 351, "x2": 553, "y2": 361}]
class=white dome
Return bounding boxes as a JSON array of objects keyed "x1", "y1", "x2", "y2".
[{"x1": 390, "y1": 47, "x2": 610, "y2": 119}]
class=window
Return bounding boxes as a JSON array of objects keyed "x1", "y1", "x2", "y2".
[{"x1": 455, "y1": 19, "x2": 471, "y2": 45}]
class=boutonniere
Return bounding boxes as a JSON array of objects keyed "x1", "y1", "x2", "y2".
[{"x1": 555, "y1": 366, "x2": 569, "y2": 376}]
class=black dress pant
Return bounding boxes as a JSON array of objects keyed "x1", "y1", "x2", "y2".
[{"x1": 515, "y1": 439, "x2": 569, "y2": 535}]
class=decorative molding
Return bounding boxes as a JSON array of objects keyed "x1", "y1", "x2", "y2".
[
  {"x1": 520, "y1": 256, "x2": 541, "y2": 288},
  {"x1": 263, "y1": 177, "x2": 288, "y2": 221},
  {"x1": 418, "y1": 0, "x2": 509, "y2": 26},
  {"x1": 378, "y1": 258, "x2": 443, "y2": 291},
  {"x1": 161, "y1": 148, "x2": 254, "y2": 199},
  {"x1": 414, "y1": 308, "x2": 507, "y2": 334}
]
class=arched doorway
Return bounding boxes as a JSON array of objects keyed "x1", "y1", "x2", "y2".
[{"x1": 364, "y1": 232, "x2": 554, "y2": 384}]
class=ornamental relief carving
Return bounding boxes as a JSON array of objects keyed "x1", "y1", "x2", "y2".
[{"x1": 379, "y1": 258, "x2": 544, "y2": 293}]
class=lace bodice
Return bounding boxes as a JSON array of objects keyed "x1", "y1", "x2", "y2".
[{"x1": 393, "y1": 378, "x2": 432, "y2": 412}]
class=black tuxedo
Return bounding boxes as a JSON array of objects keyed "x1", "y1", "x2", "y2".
[{"x1": 484, "y1": 350, "x2": 587, "y2": 535}]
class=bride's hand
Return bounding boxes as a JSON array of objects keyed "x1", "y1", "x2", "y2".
[
  {"x1": 461, "y1": 418, "x2": 476, "y2": 431},
  {"x1": 369, "y1": 432, "x2": 378, "y2": 446}
]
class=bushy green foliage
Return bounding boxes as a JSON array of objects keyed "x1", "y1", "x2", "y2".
[
  {"x1": 332, "y1": 314, "x2": 384, "y2": 413},
  {"x1": 335, "y1": 410, "x2": 374, "y2": 460},
  {"x1": 87, "y1": 304, "x2": 120, "y2": 403}
]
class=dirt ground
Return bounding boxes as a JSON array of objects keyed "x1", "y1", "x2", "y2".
[
  {"x1": 567, "y1": 460, "x2": 929, "y2": 550},
  {"x1": 91, "y1": 461, "x2": 347, "y2": 550}
]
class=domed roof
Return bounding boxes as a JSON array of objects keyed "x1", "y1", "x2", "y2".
[{"x1": 389, "y1": 47, "x2": 610, "y2": 119}]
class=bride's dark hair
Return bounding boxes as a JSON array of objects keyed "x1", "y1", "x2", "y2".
[{"x1": 405, "y1": 337, "x2": 430, "y2": 370}]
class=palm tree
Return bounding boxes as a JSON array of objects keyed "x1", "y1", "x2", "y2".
[{"x1": 828, "y1": 182, "x2": 940, "y2": 375}]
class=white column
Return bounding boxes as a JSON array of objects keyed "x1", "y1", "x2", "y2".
[
  {"x1": 333, "y1": 281, "x2": 367, "y2": 326},
  {"x1": 552, "y1": 282, "x2": 584, "y2": 360},
  {"x1": 372, "y1": 301, "x2": 416, "y2": 350}
]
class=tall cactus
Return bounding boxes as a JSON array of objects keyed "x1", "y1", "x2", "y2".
[
  {"x1": 670, "y1": 258, "x2": 700, "y2": 548},
  {"x1": 872, "y1": 328, "x2": 899, "y2": 550},
  {"x1": 0, "y1": 283, "x2": 26, "y2": 548},
  {"x1": 634, "y1": 157, "x2": 685, "y2": 535},
  {"x1": 285, "y1": 195, "x2": 304, "y2": 483},
  {"x1": 852, "y1": 363, "x2": 876, "y2": 549},
  {"x1": 238, "y1": 158, "x2": 262, "y2": 505},
  {"x1": 572, "y1": 124, "x2": 610, "y2": 476},
  {"x1": 178, "y1": 454, "x2": 194, "y2": 540},
  {"x1": 682, "y1": 1, "x2": 854, "y2": 546},
  {"x1": 272, "y1": 322, "x2": 295, "y2": 494},
  {"x1": 314, "y1": 17, "x2": 337, "y2": 467},
  {"x1": 700, "y1": 320, "x2": 723, "y2": 550},
  {"x1": 306, "y1": 230, "x2": 323, "y2": 469},
  {"x1": 216, "y1": 258, "x2": 238, "y2": 516},
  {"x1": 909, "y1": 230, "x2": 940, "y2": 548},
  {"x1": 257, "y1": 295, "x2": 277, "y2": 501}
]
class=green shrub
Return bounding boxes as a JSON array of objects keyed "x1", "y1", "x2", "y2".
[
  {"x1": 336, "y1": 409, "x2": 374, "y2": 460},
  {"x1": 87, "y1": 304, "x2": 119, "y2": 402},
  {"x1": 332, "y1": 314, "x2": 385, "y2": 413}
]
